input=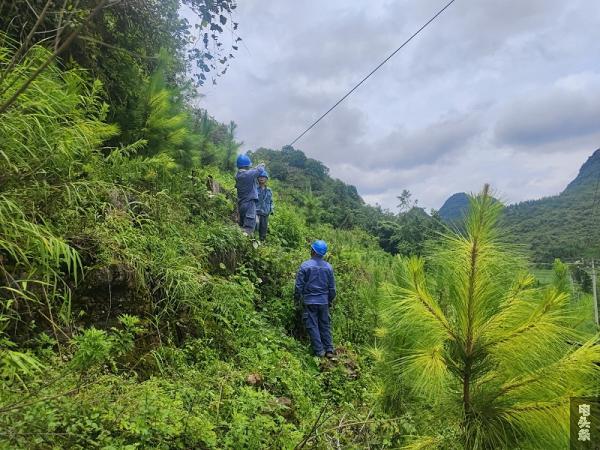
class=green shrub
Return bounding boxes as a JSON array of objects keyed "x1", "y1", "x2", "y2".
[{"x1": 269, "y1": 203, "x2": 307, "y2": 249}]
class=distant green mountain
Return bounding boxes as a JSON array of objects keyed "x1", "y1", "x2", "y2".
[
  {"x1": 438, "y1": 192, "x2": 470, "y2": 223},
  {"x1": 438, "y1": 150, "x2": 600, "y2": 262},
  {"x1": 502, "y1": 149, "x2": 600, "y2": 262},
  {"x1": 438, "y1": 192, "x2": 501, "y2": 224}
]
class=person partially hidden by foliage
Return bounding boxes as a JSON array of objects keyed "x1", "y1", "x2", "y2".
[
  {"x1": 235, "y1": 154, "x2": 265, "y2": 235},
  {"x1": 294, "y1": 240, "x2": 337, "y2": 358},
  {"x1": 256, "y1": 169, "x2": 274, "y2": 241}
]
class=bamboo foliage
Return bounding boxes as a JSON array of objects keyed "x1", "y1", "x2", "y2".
[
  {"x1": 0, "y1": 196, "x2": 80, "y2": 279},
  {"x1": 379, "y1": 185, "x2": 600, "y2": 449},
  {"x1": 0, "y1": 0, "x2": 110, "y2": 115},
  {"x1": 0, "y1": 46, "x2": 118, "y2": 180},
  {"x1": 0, "y1": 36, "x2": 119, "y2": 339}
]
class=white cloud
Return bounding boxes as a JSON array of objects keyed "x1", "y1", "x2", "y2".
[{"x1": 494, "y1": 73, "x2": 600, "y2": 148}]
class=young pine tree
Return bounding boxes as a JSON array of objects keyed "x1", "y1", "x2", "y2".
[
  {"x1": 378, "y1": 185, "x2": 600, "y2": 449},
  {"x1": 133, "y1": 52, "x2": 201, "y2": 168}
]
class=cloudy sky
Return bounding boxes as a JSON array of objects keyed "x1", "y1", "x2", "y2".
[{"x1": 194, "y1": 0, "x2": 600, "y2": 210}]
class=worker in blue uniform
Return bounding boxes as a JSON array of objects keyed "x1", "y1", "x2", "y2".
[
  {"x1": 235, "y1": 154, "x2": 265, "y2": 235},
  {"x1": 294, "y1": 240, "x2": 336, "y2": 358}
]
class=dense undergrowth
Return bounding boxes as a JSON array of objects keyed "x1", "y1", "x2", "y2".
[{"x1": 0, "y1": 42, "x2": 402, "y2": 449}]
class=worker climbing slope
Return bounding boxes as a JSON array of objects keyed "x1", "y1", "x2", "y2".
[
  {"x1": 256, "y1": 168, "x2": 274, "y2": 241},
  {"x1": 294, "y1": 240, "x2": 337, "y2": 359},
  {"x1": 235, "y1": 154, "x2": 265, "y2": 235}
]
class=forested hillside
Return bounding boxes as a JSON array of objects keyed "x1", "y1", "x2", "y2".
[
  {"x1": 439, "y1": 150, "x2": 600, "y2": 262},
  {"x1": 1, "y1": 2, "x2": 599, "y2": 449},
  {"x1": 249, "y1": 147, "x2": 444, "y2": 256},
  {"x1": 503, "y1": 149, "x2": 600, "y2": 262}
]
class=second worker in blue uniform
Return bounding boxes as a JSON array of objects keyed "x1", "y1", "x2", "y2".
[{"x1": 294, "y1": 240, "x2": 337, "y2": 358}]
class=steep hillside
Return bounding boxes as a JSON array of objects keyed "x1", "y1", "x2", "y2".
[
  {"x1": 502, "y1": 149, "x2": 600, "y2": 262},
  {"x1": 0, "y1": 36, "x2": 399, "y2": 449},
  {"x1": 564, "y1": 149, "x2": 600, "y2": 193}
]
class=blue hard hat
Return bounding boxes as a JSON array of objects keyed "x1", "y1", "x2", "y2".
[
  {"x1": 311, "y1": 240, "x2": 328, "y2": 256},
  {"x1": 236, "y1": 154, "x2": 252, "y2": 168},
  {"x1": 258, "y1": 168, "x2": 269, "y2": 178}
]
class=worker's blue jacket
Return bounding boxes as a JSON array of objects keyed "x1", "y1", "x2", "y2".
[
  {"x1": 235, "y1": 166, "x2": 263, "y2": 203},
  {"x1": 294, "y1": 256, "x2": 336, "y2": 305},
  {"x1": 257, "y1": 186, "x2": 274, "y2": 215}
]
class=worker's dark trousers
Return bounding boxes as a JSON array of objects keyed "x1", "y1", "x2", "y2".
[
  {"x1": 238, "y1": 199, "x2": 257, "y2": 235},
  {"x1": 255, "y1": 214, "x2": 269, "y2": 241},
  {"x1": 302, "y1": 304, "x2": 333, "y2": 356}
]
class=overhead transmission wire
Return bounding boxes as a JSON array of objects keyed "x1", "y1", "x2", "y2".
[{"x1": 288, "y1": 0, "x2": 458, "y2": 147}]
